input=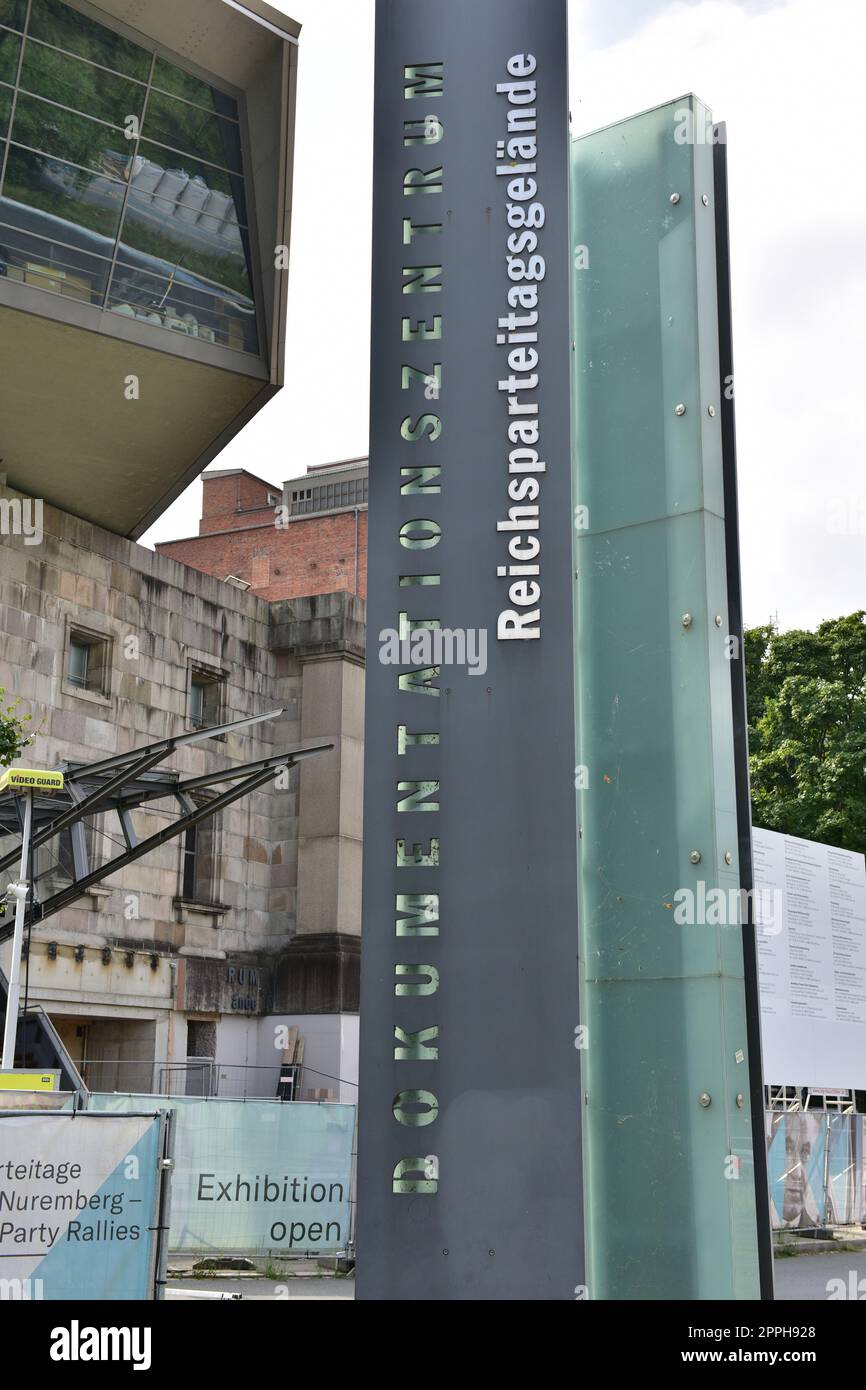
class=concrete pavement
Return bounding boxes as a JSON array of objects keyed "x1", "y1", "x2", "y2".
[
  {"x1": 165, "y1": 1250, "x2": 866, "y2": 1300},
  {"x1": 166, "y1": 1276, "x2": 355, "y2": 1300},
  {"x1": 773, "y1": 1249, "x2": 866, "y2": 1301}
]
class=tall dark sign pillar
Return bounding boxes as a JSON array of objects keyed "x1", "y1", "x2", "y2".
[{"x1": 357, "y1": 0, "x2": 583, "y2": 1300}]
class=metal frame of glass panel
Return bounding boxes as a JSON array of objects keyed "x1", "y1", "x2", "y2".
[{"x1": 0, "y1": 0, "x2": 264, "y2": 356}]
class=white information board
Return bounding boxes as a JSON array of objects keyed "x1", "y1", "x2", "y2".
[{"x1": 754, "y1": 827, "x2": 866, "y2": 1088}]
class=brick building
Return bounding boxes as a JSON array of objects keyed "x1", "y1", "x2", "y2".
[{"x1": 156, "y1": 460, "x2": 369, "y2": 603}]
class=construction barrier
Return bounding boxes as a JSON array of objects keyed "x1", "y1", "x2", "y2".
[
  {"x1": 0, "y1": 1109, "x2": 170, "y2": 1300},
  {"x1": 89, "y1": 1094, "x2": 355, "y2": 1257},
  {"x1": 766, "y1": 1111, "x2": 865, "y2": 1229}
]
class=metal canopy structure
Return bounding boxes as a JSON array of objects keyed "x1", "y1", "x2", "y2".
[{"x1": 0, "y1": 709, "x2": 332, "y2": 938}]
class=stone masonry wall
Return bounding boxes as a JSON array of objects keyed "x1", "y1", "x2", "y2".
[{"x1": 0, "y1": 484, "x2": 301, "y2": 961}]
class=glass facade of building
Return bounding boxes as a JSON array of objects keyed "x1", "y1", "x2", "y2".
[
  {"x1": 290, "y1": 474, "x2": 369, "y2": 517},
  {"x1": 0, "y1": 0, "x2": 259, "y2": 354}
]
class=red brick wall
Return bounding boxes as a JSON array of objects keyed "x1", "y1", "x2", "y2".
[
  {"x1": 157, "y1": 507, "x2": 368, "y2": 603},
  {"x1": 199, "y1": 472, "x2": 277, "y2": 535}
]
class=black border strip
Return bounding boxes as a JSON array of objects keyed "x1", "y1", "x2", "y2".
[{"x1": 714, "y1": 121, "x2": 775, "y2": 1301}]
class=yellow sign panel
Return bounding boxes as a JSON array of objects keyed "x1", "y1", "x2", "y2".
[
  {"x1": 0, "y1": 768, "x2": 64, "y2": 793},
  {"x1": 0, "y1": 1070, "x2": 60, "y2": 1092}
]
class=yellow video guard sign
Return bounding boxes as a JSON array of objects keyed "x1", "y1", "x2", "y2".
[
  {"x1": 0, "y1": 768, "x2": 64, "y2": 793},
  {"x1": 0, "y1": 1071, "x2": 60, "y2": 1091}
]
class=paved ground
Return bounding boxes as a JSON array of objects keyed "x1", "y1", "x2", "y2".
[
  {"x1": 166, "y1": 1276, "x2": 355, "y2": 1300},
  {"x1": 165, "y1": 1250, "x2": 865, "y2": 1301},
  {"x1": 773, "y1": 1249, "x2": 866, "y2": 1301}
]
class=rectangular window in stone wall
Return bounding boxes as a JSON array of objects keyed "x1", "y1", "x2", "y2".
[
  {"x1": 189, "y1": 667, "x2": 223, "y2": 730},
  {"x1": 65, "y1": 626, "x2": 112, "y2": 698},
  {"x1": 181, "y1": 811, "x2": 218, "y2": 905}
]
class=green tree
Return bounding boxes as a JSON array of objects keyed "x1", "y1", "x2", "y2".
[
  {"x1": 0, "y1": 689, "x2": 33, "y2": 769},
  {"x1": 745, "y1": 613, "x2": 866, "y2": 853}
]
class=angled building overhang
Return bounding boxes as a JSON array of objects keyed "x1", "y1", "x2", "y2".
[{"x1": 0, "y1": 0, "x2": 300, "y2": 536}]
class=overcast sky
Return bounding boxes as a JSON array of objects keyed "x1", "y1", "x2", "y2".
[{"x1": 143, "y1": 0, "x2": 865, "y2": 634}]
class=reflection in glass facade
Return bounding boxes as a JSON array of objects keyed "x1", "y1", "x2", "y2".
[{"x1": 0, "y1": 0, "x2": 258, "y2": 354}]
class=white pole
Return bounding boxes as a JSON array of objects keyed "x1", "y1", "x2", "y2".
[{"x1": 2, "y1": 790, "x2": 33, "y2": 1070}]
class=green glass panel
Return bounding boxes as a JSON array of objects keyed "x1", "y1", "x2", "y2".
[
  {"x1": 0, "y1": 80, "x2": 11, "y2": 138},
  {"x1": 152, "y1": 56, "x2": 238, "y2": 122},
  {"x1": 20, "y1": 37, "x2": 146, "y2": 127},
  {"x1": 143, "y1": 88, "x2": 243, "y2": 174},
  {"x1": 3, "y1": 143, "x2": 126, "y2": 240},
  {"x1": 126, "y1": 184, "x2": 242, "y2": 236},
  {"x1": 0, "y1": 0, "x2": 26, "y2": 33},
  {"x1": 0, "y1": 7, "x2": 258, "y2": 357},
  {"x1": 0, "y1": 25, "x2": 20, "y2": 84},
  {"x1": 0, "y1": 212, "x2": 110, "y2": 300},
  {"x1": 572, "y1": 96, "x2": 761, "y2": 1301},
  {"x1": 119, "y1": 195, "x2": 253, "y2": 300},
  {"x1": 106, "y1": 258, "x2": 258, "y2": 355},
  {"x1": 28, "y1": 0, "x2": 151, "y2": 82},
  {"x1": 134, "y1": 138, "x2": 234, "y2": 198},
  {"x1": 12, "y1": 90, "x2": 131, "y2": 177}
]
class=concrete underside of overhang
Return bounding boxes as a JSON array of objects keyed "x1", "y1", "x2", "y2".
[
  {"x1": 95, "y1": 0, "x2": 300, "y2": 87},
  {"x1": 0, "y1": 303, "x2": 266, "y2": 536}
]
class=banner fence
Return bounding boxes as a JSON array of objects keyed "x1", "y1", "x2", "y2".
[
  {"x1": 767, "y1": 1111, "x2": 866, "y2": 1231},
  {"x1": 88, "y1": 1094, "x2": 355, "y2": 1258},
  {"x1": 0, "y1": 1109, "x2": 170, "y2": 1300}
]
